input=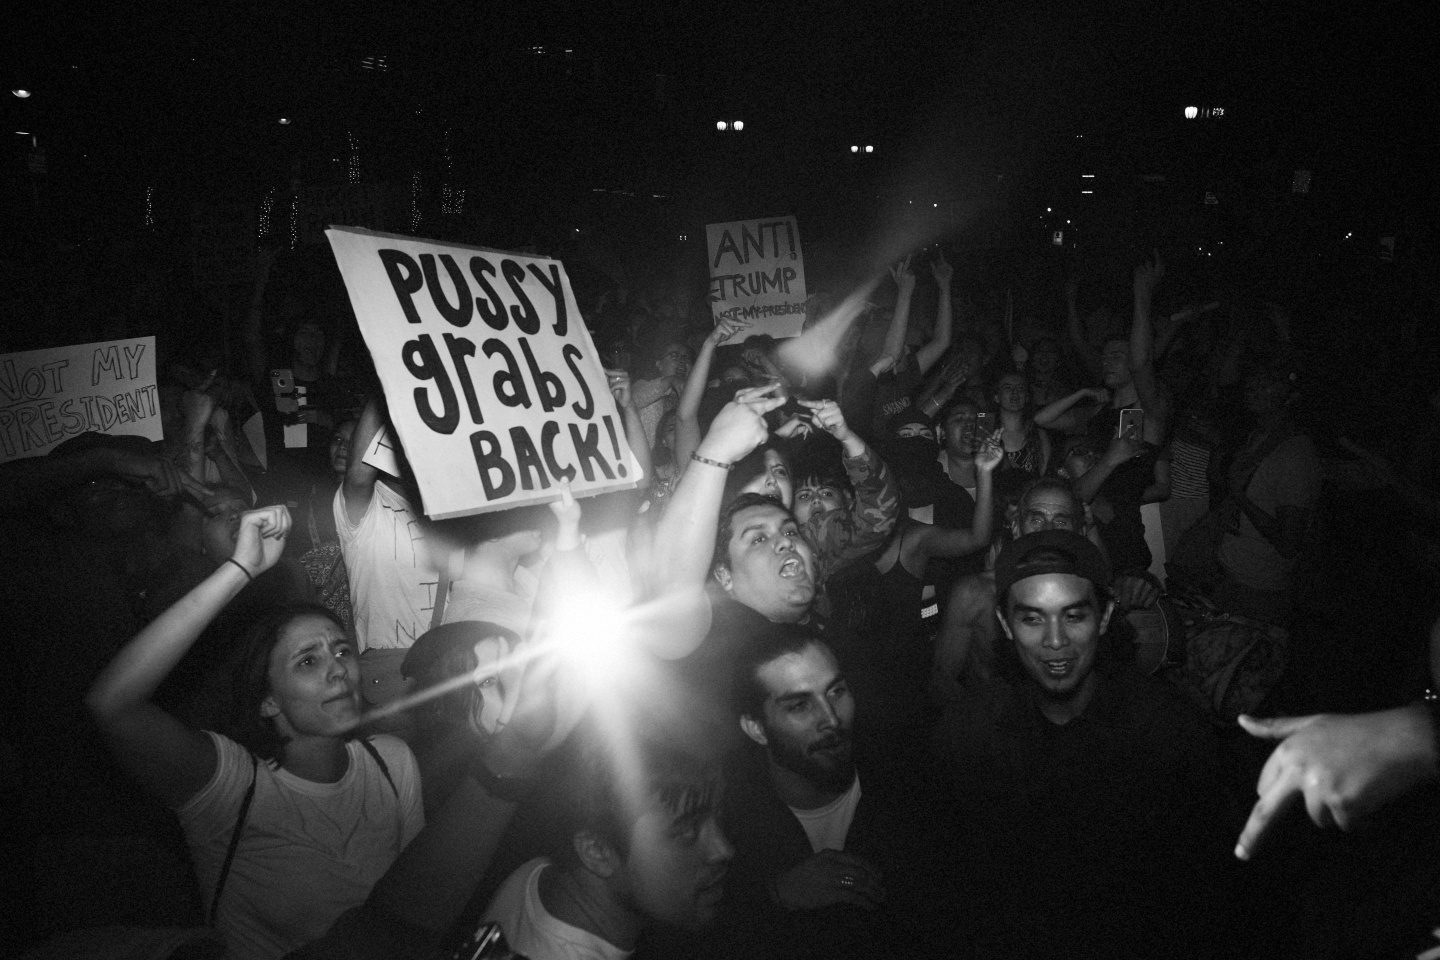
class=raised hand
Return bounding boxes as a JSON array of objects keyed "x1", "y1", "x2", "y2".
[
  {"x1": 548, "y1": 483, "x2": 582, "y2": 551},
  {"x1": 798, "y1": 398, "x2": 853, "y2": 445},
  {"x1": 973, "y1": 430, "x2": 1004, "y2": 472},
  {"x1": 1134, "y1": 250, "x2": 1164, "y2": 298},
  {"x1": 605, "y1": 368, "x2": 634, "y2": 409},
  {"x1": 707, "y1": 317, "x2": 750, "y2": 346},
  {"x1": 889, "y1": 255, "x2": 915, "y2": 294},
  {"x1": 1235, "y1": 707, "x2": 1440, "y2": 860},
  {"x1": 230, "y1": 505, "x2": 291, "y2": 579},
  {"x1": 930, "y1": 249, "x2": 953, "y2": 286},
  {"x1": 695, "y1": 382, "x2": 787, "y2": 464}
]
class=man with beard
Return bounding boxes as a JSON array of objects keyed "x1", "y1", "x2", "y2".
[{"x1": 693, "y1": 633, "x2": 940, "y2": 960}]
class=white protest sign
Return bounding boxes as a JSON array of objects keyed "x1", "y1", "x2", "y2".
[
  {"x1": 0, "y1": 336, "x2": 160, "y2": 464},
  {"x1": 705, "y1": 215, "x2": 807, "y2": 340},
  {"x1": 361, "y1": 423, "x2": 403, "y2": 477},
  {"x1": 326, "y1": 227, "x2": 641, "y2": 519}
]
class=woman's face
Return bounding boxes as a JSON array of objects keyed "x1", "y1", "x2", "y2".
[
  {"x1": 470, "y1": 634, "x2": 518, "y2": 735},
  {"x1": 996, "y1": 374, "x2": 1029, "y2": 413},
  {"x1": 740, "y1": 448, "x2": 794, "y2": 508},
  {"x1": 201, "y1": 494, "x2": 249, "y2": 563},
  {"x1": 261, "y1": 614, "x2": 360, "y2": 739}
]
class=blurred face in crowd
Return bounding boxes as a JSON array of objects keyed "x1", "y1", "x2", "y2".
[
  {"x1": 742, "y1": 642, "x2": 856, "y2": 793},
  {"x1": 943, "y1": 401, "x2": 981, "y2": 457},
  {"x1": 1013, "y1": 486, "x2": 1082, "y2": 537},
  {"x1": 1100, "y1": 339, "x2": 1132, "y2": 389},
  {"x1": 792, "y1": 477, "x2": 846, "y2": 525},
  {"x1": 657, "y1": 344, "x2": 692, "y2": 380},
  {"x1": 739, "y1": 448, "x2": 794, "y2": 508},
  {"x1": 469, "y1": 633, "x2": 516, "y2": 735},
  {"x1": 330, "y1": 420, "x2": 357, "y2": 476},
  {"x1": 261, "y1": 613, "x2": 361, "y2": 738},
  {"x1": 293, "y1": 322, "x2": 326, "y2": 368},
  {"x1": 716, "y1": 503, "x2": 815, "y2": 622},
  {"x1": 1030, "y1": 338, "x2": 1061, "y2": 378},
  {"x1": 998, "y1": 573, "x2": 1113, "y2": 712},
  {"x1": 613, "y1": 786, "x2": 733, "y2": 931},
  {"x1": 996, "y1": 373, "x2": 1029, "y2": 413},
  {"x1": 895, "y1": 420, "x2": 936, "y2": 444}
]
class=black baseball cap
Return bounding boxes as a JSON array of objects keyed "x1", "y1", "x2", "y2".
[{"x1": 994, "y1": 530, "x2": 1111, "y2": 602}]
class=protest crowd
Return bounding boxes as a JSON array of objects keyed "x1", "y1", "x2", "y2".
[{"x1": 4, "y1": 197, "x2": 1439, "y2": 960}]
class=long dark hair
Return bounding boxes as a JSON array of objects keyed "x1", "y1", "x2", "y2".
[{"x1": 226, "y1": 604, "x2": 347, "y2": 762}]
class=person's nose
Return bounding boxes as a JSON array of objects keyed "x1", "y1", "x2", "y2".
[
  {"x1": 1042, "y1": 618, "x2": 1066, "y2": 650},
  {"x1": 774, "y1": 534, "x2": 796, "y2": 555},
  {"x1": 816, "y1": 699, "x2": 840, "y2": 731},
  {"x1": 326, "y1": 651, "x2": 348, "y2": 682},
  {"x1": 704, "y1": 820, "x2": 735, "y2": 864}
]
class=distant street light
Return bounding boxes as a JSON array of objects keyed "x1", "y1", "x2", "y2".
[
  {"x1": 864, "y1": 145, "x2": 874, "y2": 153},
  {"x1": 12, "y1": 89, "x2": 32, "y2": 98},
  {"x1": 717, "y1": 121, "x2": 728, "y2": 131},
  {"x1": 850, "y1": 145, "x2": 859, "y2": 153},
  {"x1": 1184, "y1": 106, "x2": 1198, "y2": 119},
  {"x1": 733, "y1": 120, "x2": 744, "y2": 131}
]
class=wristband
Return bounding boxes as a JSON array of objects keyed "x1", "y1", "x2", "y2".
[
  {"x1": 226, "y1": 558, "x2": 255, "y2": 582},
  {"x1": 690, "y1": 453, "x2": 734, "y2": 471}
]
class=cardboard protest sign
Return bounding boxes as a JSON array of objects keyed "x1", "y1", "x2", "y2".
[
  {"x1": 0, "y1": 337, "x2": 161, "y2": 463},
  {"x1": 326, "y1": 227, "x2": 641, "y2": 519},
  {"x1": 705, "y1": 215, "x2": 807, "y2": 340}
]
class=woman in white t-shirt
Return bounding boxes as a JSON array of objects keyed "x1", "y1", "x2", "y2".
[{"x1": 87, "y1": 505, "x2": 424, "y2": 960}]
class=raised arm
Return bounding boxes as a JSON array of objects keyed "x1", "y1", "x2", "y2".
[
  {"x1": 343, "y1": 395, "x2": 387, "y2": 525},
  {"x1": 796, "y1": 398, "x2": 899, "y2": 579},
  {"x1": 675, "y1": 319, "x2": 748, "y2": 468},
  {"x1": 914, "y1": 252, "x2": 954, "y2": 374},
  {"x1": 871, "y1": 256, "x2": 916, "y2": 376},
  {"x1": 1066, "y1": 278, "x2": 1102, "y2": 383},
  {"x1": 606, "y1": 369, "x2": 652, "y2": 488},
  {"x1": 86, "y1": 506, "x2": 291, "y2": 807},
  {"x1": 650, "y1": 383, "x2": 785, "y2": 593},
  {"x1": 1034, "y1": 386, "x2": 1107, "y2": 434},
  {"x1": 1130, "y1": 253, "x2": 1169, "y2": 442},
  {"x1": 921, "y1": 431, "x2": 1001, "y2": 559}
]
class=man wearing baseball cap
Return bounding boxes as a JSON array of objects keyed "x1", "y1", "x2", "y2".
[{"x1": 932, "y1": 530, "x2": 1240, "y2": 957}]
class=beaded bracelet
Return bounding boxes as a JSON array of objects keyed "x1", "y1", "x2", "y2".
[{"x1": 690, "y1": 452, "x2": 734, "y2": 471}]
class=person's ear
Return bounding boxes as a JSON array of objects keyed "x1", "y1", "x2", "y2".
[
  {"x1": 713, "y1": 564, "x2": 733, "y2": 592},
  {"x1": 574, "y1": 830, "x2": 621, "y2": 879},
  {"x1": 1098, "y1": 599, "x2": 1115, "y2": 635},
  {"x1": 259, "y1": 694, "x2": 281, "y2": 719},
  {"x1": 740, "y1": 714, "x2": 768, "y2": 747},
  {"x1": 994, "y1": 606, "x2": 1015, "y2": 641}
]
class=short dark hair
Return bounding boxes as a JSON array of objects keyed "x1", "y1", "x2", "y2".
[
  {"x1": 1015, "y1": 476, "x2": 1082, "y2": 515},
  {"x1": 551, "y1": 724, "x2": 724, "y2": 867},
  {"x1": 227, "y1": 604, "x2": 348, "y2": 762},
  {"x1": 712, "y1": 492, "x2": 798, "y2": 575},
  {"x1": 731, "y1": 628, "x2": 830, "y2": 722}
]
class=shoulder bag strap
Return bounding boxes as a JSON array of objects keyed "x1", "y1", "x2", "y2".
[
  {"x1": 209, "y1": 753, "x2": 259, "y2": 927},
  {"x1": 359, "y1": 737, "x2": 398, "y2": 797}
]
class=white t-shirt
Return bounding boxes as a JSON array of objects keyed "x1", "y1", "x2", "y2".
[
  {"x1": 177, "y1": 732, "x2": 424, "y2": 960},
  {"x1": 334, "y1": 480, "x2": 439, "y2": 651},
  {"x1": 484, "y1": 858, "x2": 631, "y2": 960},
  {"x1": 445, "y1": 563, "x2": 539, "y2": 635},
  {"x1": 789, "y1": 775, "x2": 862, "y2": 853}
]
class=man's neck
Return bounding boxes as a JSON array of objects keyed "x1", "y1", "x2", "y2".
[
  {"x1": 1035, "y1": 672, "x2": 1099, "y2": 727},
  {"x1": 541, "y1": 862, "x2": 639, "y2": 951},
  {"x1": 945, "y1": 451, "x2": 977, "y2": 486},
  {"x1": 767, "y1": 757, "x2": 852, "y2": 811}
]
